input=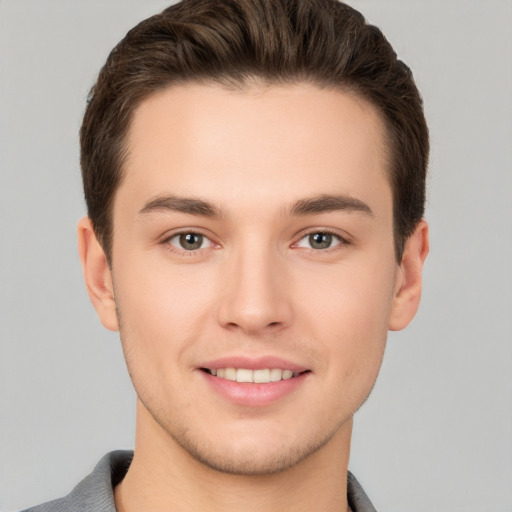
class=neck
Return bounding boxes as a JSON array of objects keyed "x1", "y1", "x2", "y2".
[{"x1": 115, "y1": 401, "x2": 353, "y2": 512}]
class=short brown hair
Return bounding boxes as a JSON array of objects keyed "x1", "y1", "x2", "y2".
[{"x1": 80, "y1": 0, "x2": 428, "y2": 262}]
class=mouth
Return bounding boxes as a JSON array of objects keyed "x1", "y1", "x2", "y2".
[
  {"x1": 199, "y1": 358, "x2": 311, "y2": 405},
  {"x1": 200, "y1": 367, "x2": 309, "y2": 383}
]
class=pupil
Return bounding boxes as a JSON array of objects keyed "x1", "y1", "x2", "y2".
[
  {"x1": 180, "y1": 233, "x2": 203, "y2": 250},
  {"x1": 310, "y1": 232, "x2": 332, "y2": 249}
]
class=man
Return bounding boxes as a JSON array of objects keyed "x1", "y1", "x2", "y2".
[{"x1": 24, "y1": 0, "x2": 429, "y2": 511}]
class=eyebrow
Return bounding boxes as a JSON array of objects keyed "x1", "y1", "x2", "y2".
[
  {"x1": 138, "y1": 195, "x2": 221, "y2": 217},
  {"x1": 138, "y1": 193, "x2": 372, "y2": 218},
  {"x1": 289, "y1": 194, "x2": 373, "y2": 216}
]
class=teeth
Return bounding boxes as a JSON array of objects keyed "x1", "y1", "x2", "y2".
[
  {"x1": 253, "y1": 369, "x2": 270, "y2": 383},
  {"x1": 236, "y1": 368, "x2": 253, "y2": 383},
  {"x1": 208, "y1": 367, "x2": 301, "y2": 383},
  {"x1": 224, "y1": 368, "x2": 237, "y2": 381},
  {"x1": 282, "y1": 369, "x2": 293, "y2": 380},
  {"x1": 270, "y1": 368, "x2": 283, "y2": 382}
]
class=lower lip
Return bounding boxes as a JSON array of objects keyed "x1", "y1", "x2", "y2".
[{"x1": 200, "y1": 370, "x2": 308, "y2": 406}]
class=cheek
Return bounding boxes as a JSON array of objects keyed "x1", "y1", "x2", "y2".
[
  {"x1": 295, "y1": 258, "x2": 396, "y2": 378},
  {"x1": 113, "y1": 259, "x2": 218, "y2": 371},
  {"x1": 298, "y1": 256, "x2": 396, "y2": 326}
]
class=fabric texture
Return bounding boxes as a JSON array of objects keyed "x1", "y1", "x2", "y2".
[{"x1": 21, "y1": 450, "x2": 377, "y2": 512}]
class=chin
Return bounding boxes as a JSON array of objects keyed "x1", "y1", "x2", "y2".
[
  {"x1": 160, "y1": 415, "x2": 343, "y2": 476},
  {"x1": 176, "y1": 437, "x2": 323, "y2": 476}
]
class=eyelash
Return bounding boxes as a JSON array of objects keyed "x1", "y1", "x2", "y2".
[{"x1": 160, "y1": 228, "x2": 350, "y2": 255}]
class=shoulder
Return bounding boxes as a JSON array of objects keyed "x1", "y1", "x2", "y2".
[
  {"x1": 347, "y1": 471, "x2": 378, "y2": 512},
  {"x1": 20, "y1": 496, "x2": 74, "y2": 512},
  {"x1": 20, "y1": 451, "x2": 133, "y2": 512}
]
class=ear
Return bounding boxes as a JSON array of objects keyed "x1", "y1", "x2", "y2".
[
  {"x1": 388, "y1": 220, "x2": 429, "y2": 331},
  {"x1": 77, "y1": 217, "x2": 119, "y2": 332}
]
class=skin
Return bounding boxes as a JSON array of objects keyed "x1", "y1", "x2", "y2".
[{"x1": 78, "y1": 82, "x2": 428, "y2": 512}]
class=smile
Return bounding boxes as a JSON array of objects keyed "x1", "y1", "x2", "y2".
[{"x1": 202, "y1": 368, "x2": 303, "y2": 383}]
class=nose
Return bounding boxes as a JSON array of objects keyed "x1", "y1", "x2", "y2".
[{"x1": 216, "y1": 242, "x2": 293, "y2": 335}]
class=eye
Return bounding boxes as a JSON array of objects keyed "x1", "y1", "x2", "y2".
[
  {"x1": 295, "y1": 231, "x2": 343, "y2": 250},
  {"x1": 167, "y1": 232, "x2": 213, "y2": 251}
]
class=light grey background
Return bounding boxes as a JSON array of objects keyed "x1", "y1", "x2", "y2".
[{"x1": 1, "y1": 1, "x2": 511, "y2": 511}]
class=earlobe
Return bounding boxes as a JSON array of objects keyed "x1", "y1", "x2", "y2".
[
  {"x1": 388, "y1": 220, "x2": 429, "y2": 331},
  {"x1": 77, "y1": 217, "x2": 119, "y2": 332}
]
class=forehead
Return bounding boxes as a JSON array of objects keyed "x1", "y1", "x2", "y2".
[{"x1": 118, "y1": 82, "x2": 391, "y2": 217}]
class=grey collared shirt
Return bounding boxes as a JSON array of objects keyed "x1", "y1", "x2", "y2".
[{"x1": 22, "y1": 450, "x2": 377, "y2": 512}]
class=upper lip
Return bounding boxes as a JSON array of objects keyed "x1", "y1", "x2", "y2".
[{"x1": 199, "y1": 356, "x2": 308, "y2": 373}]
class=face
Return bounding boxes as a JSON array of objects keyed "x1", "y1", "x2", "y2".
[{"x1": 84, "y1": 83, "x2": 422, "y2": 475}]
